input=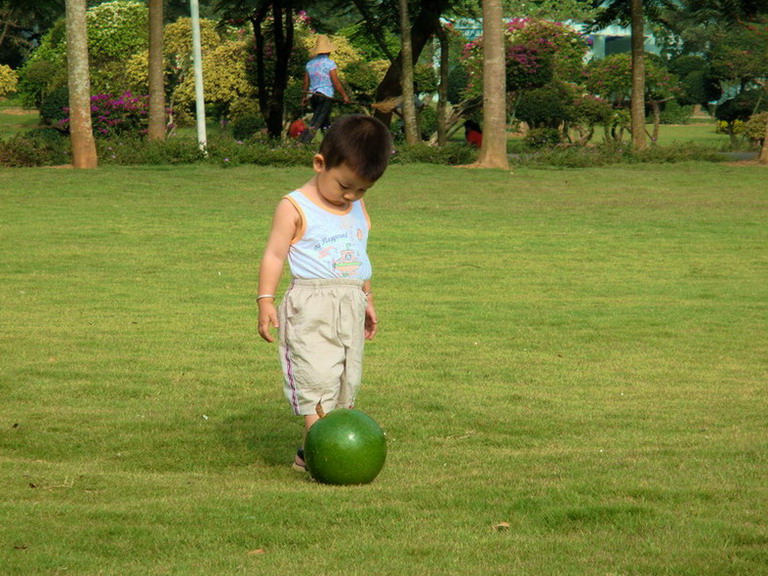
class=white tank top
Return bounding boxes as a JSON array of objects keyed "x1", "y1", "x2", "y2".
[{"x1": 284, "y1": 190, "x2": 372, "y2": 280}]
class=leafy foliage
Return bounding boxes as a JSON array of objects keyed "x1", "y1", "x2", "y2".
[
  {"x1": 85, "y1": 0, "x2": 148, "y2": 64},
  {"x1": 0, "y1": 64, "x2": 18, "y2": 97},
  {"x1": 669, "y1": 55, "x2": 721, "y2": 106},
  {"x1": 715, "y1": 88, "x2": 768, "y2": 124},
  {"x1": 742, "y1": 111, "x2": 768, "y2": 145},
  {"x1": 506, "y1": 18, "x2": 590, "y2": 83},
  {"x1": 38, "y1": 84, "x2": 68, "y2": 125},
  {"x1": 174, "y1": 40, "x2": 255, "y2": 118},
  {"x1": 231, "y1": 113, "x2": 266, "y2": 141},
  {"x1": 0, "y1": 128, "x2": 69, "y2": 166},
  {"x1": 459, "y1": 17, "x2": 589, "y2": 100},
  {"x1": 708, "y1": 17, "x2": 768, "y2": 85},
  {"x1": 16, "y1": 60, "x2": 63, "y2": 109},
  {"x1": 584, "y1": 53, "x2": 680, "y2": 106},
  {"x1": 516, "y1": 81, "x2": 577, "y2": 130}
]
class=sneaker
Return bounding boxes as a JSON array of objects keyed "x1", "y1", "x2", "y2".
[{"x1": 292, "y1": 448, "x2": 307, "y2": 472}]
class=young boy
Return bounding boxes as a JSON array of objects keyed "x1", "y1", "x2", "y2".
[{"x1": 257, "y1": 114, "x2": 393, "y2": 471}]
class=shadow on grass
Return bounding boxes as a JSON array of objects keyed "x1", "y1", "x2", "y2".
[{"x1": 218, "y1": 401, "x2": 302, "y2": 468}]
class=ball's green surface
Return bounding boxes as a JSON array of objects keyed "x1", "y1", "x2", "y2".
[{"x1": 304, "y1": 409, "x2": 387, "y2": 485}]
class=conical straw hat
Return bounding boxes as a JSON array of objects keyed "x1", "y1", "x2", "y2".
[{"x1": 312, "y1": 34, "x2": 335, "y2": 55}]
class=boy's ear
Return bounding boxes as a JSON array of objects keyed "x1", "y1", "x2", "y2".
[{"x1": 312, "y1": 154, "x2": 326, "y2": 173}]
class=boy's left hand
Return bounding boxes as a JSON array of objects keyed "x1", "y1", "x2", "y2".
[{"x1": 364, "y1": 305, "x2": 378, "y2": 340}]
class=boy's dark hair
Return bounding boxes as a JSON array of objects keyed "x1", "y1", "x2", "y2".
[{"x1": 319, "y1": 115, "x2": 393, "y2": 182}]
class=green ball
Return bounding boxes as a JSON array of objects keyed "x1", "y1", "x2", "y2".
[{"x1": 304, "y1": 409, "x2": 387, "y2": 485}]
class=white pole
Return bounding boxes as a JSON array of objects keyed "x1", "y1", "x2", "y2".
[{"x1": 190, "y1": 0, "x2": 207, "y2": 151}]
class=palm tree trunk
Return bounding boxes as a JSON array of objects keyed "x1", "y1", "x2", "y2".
[
  {"x1": 436, "y1": 24, "x2": 449, "y2": 146},
  {"x1": 630, "y1": 0, "x2": 647, "y2": 151},
  {"x1": 476, "y1": 0, "x2": 509, "y2": 169},
  {"x1": 399, "y1": 0, "x2": 419, "y2": 145},
  {"x1": 65, "y1": 0, "x2": 97, "y2": 168},
  {"x1": 373, "y1": 0, "x2": 447, "y2": 125},
  {"x1": 147, "y1": 0, "x2": 165, "y2": 141}
]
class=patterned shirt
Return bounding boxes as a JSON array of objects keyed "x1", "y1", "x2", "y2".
[
  {"x1": 305, "y1": 55, "x2": 337, "y2": 98},
  {"x1": 284, "y1": 190, "x2": 372, "y2": 280}
]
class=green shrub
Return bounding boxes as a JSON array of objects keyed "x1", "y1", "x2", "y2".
[
  {"x1": 231, "y1": 113, "x2": 266, "y2": 141},
  {"x1": 0, "y1": 64, "x2": 18, "y2": 97},
  {"x1": 716, "y1": 89, "x2": 768, "y2": 124},
  {"x1": 516, "y1": 81, "x2": 576, "y2": 130},
  {"x1": 343, "y1": 60, "x2": 381, "y2": 102},
  {"x1": 743, "y1": 112, "x2": 768, "y2": 147},
  {"x1": 447, "y1": 64, "x2": 468, "y2": 105},
  {"x1": 418, "y1": 106, "x2": 438, "y2": 140},
  {"x1": 97, "y1": 136, "x2": 207, "y2": 165},
  {"x1": 207, "y1": 138, "x2": 313, "y2": 166},
  {"x1": 0, "y1": 129, "x2": 70, "y2": 167},
  {"x1": 513, "y1": 142, "x2": 725, "y2": 168},
  {"x1": 524, "y1": 127, "x2": 561, "y2": 149},
  {"x1": 390, "y1": 142, "x2": 477, "y2": 165},
  {"x1": 660, "y1": 100, "x2": 694, "y2": 125},
  {"x1": 39, "y1": 85, "x2": 69, "y2": 125}
]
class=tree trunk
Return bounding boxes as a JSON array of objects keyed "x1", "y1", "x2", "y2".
[
  {"x1": 373, "y1": 0, "x2": 447, "y2": 126},
  {"x1": 630, "y1": 0, "x2": 647, "y2": 152},
  {"x1": 147, "y1": 0, "x2": 165, "y2": 141},
  {"x1": 436, "y1": 24, "x2": 449, "y2": 146},
  {"x1": 399, "y1": 0, "x2": 419, "y2": 145},
  {"x1": 266, "y1": 0, "x2": 293, "y2": 139},
  {"x1": 65, "y1": 0, "x2": 97, "y2": 168},
  {"x1": 476, "y1": 0, "x2": 509, "y2": 169}
]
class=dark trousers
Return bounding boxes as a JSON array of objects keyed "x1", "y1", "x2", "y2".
[{"x1": 309, "y1": 93, "x2": 333, "y2": 131}]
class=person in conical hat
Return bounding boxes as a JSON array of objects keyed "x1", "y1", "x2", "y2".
[{"x1": 299, "y1": 34, "x2": 350, "y2": 144}]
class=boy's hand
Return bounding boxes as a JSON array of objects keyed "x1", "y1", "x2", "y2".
[
  {"x1": 364, "y1": 304, "x2": 378, "y2": 341},
  {"x1": 258, "y1": 301, "x2": 279, "y2": 343}
]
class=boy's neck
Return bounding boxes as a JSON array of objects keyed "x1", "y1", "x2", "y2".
[{"x1": 301, "y1": 176, "x2": 350, "y2": 211}]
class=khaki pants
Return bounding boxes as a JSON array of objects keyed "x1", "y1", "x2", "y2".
[{"x1": 278, "y1": 279, "x2": 367, "y2": 416}]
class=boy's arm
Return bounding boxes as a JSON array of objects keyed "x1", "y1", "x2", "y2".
[
  {"x1": 258, "y1": 199, "x2": 298, "y2": 343},
  {"x1": 362, "y1": 281, "x2": 377, "y2": 340}
]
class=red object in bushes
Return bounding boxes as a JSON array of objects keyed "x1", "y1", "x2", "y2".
[
  {"x1": 465, "y1": 120, "x2": 483, "y2": 148},
  {"x1": 466, "y1": 129, "x2": 482, "y2": 148},
  {"x1": 289, "y1": 119, "x2": 308, "y2": 139}
]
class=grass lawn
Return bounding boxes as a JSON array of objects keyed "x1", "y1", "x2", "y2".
[
  {"x1": 652, "y1": 122, "x2": 730, "y2": 148},
  {"x1": 0, "y1": 99, "x2": 39, "y2": 141},
  {"x1": 1, "y1": 162, "x2": 767, "y2": 575}
]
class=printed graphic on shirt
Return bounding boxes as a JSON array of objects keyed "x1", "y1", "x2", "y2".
[
  {"x1": 333, "y1": 244, "x2": 362, "y2": 276},
  {"x1": 312, "y1": 224, "x2": 366, "y2": 278}
]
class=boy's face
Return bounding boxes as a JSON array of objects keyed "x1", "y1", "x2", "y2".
[{"x1": 313, "y1": 155, "x2": 375, "y2": 207}]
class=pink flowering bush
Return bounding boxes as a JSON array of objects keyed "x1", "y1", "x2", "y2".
[
  {"x1": 506, "y1": 44, "x2": 554, "y2": 91},
  {"x1": 458, "y1": 17, "x2": 590, "y2": 101},
  {"x1": 507, "y1": 18, "x2": 590, "y2": 83},
  {"x1": 60, "y1": 92, "x2": 151, "y2": 137}
]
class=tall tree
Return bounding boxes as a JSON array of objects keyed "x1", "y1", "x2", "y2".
[
  {"x1": 399, "y1": 0, "x2": 419, "y2": 144},
  {"x1": 64, "y1": 0, "x2": 97, "y2": 168},
  {"x1": 214, "y1": 0, "x2": 295, "y2": 139},
  {"x1": 475, "y1": 0, "x2": 508, "y2": 168},
  {"x1": 629, "y1": 0, "x2": 646, "y2": 151},
  {"x1": 589, "y1": 1, "x2": 675, "y2": 151},
  {"x1": 372, "y1": 0, "x2": 449, "y2": 125},
  {"x1": 147, "y1": 0, "x2": 165, "y2": 141},
  {"x1": 435, "y1": 22, "x2": 449, "y2": 145},
  {"x1": 680, "y1": 0, "x2": 768, "y2": 163}
]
